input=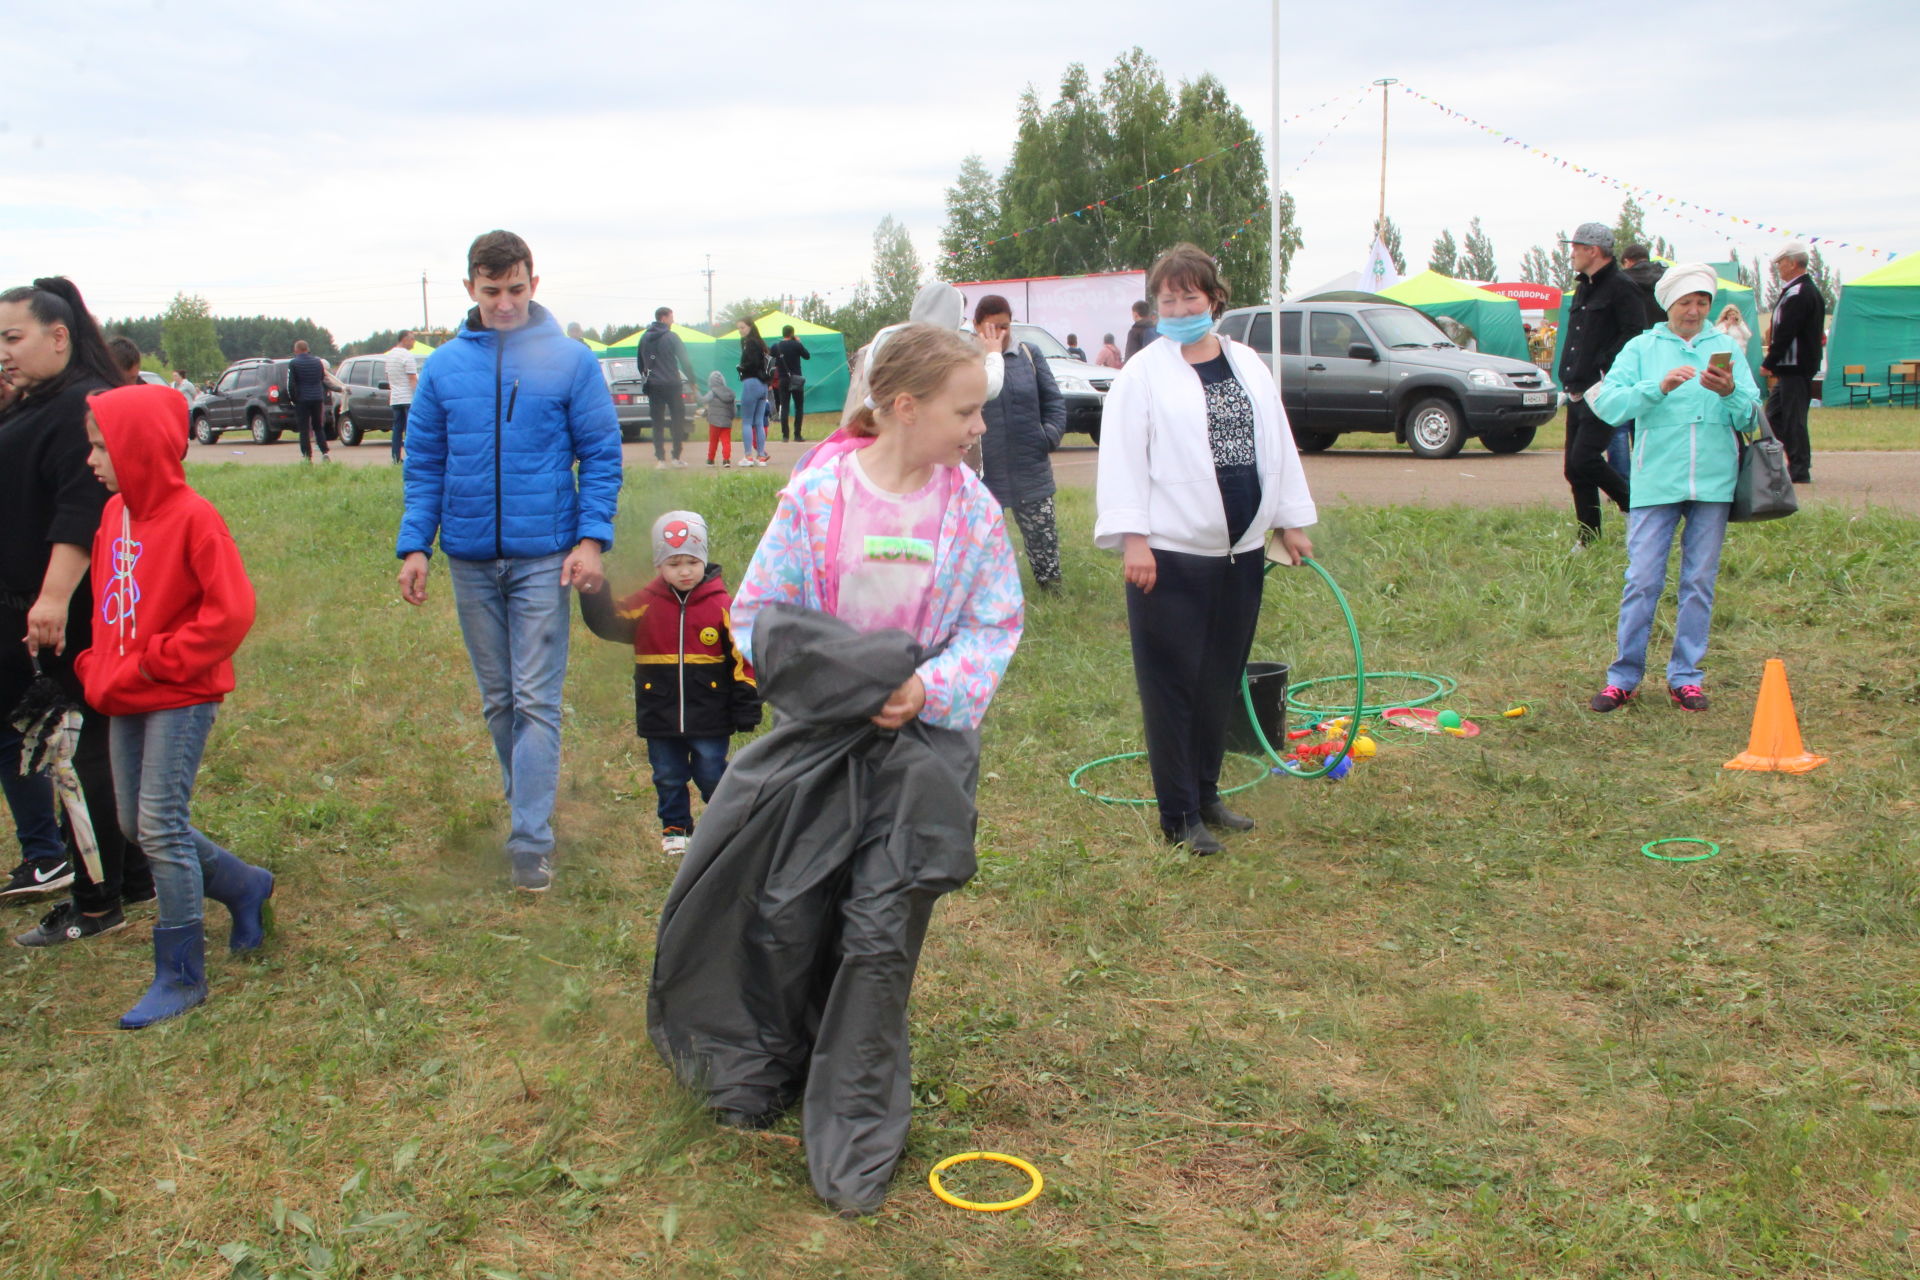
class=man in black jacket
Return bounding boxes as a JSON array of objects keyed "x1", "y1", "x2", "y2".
[
  {"x1": 1613, "y1": 244, "x2": 1668, "y2": 477},
  {"x1": 1763, "y1": 241, "x2": 1824, "y2": 484},
  {"x1": 639, "y1": 308, "x2": 698, "y2": 469},
  {"x1": 1122, "y1": 299, "x2": 1156, "y2": 363},
  {"x1": 1556, "y1": 223, "x2": 1640, "y2": 544}
]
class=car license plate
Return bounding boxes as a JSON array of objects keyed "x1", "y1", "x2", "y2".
[{"x1": 1523, "y1": 392, "x2": 1549, "y2": 406}]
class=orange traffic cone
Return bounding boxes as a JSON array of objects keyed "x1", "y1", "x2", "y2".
[{"x1": 1724, "y1": 658, "x2": 1827, "y2": 774}]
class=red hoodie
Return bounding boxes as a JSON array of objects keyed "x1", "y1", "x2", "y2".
[{"x1": 74, "y1": 386, "x2": 256, "y2": 715}]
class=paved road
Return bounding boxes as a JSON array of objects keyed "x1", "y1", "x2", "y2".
[{"x1": 192, "y1": 435, "x2": 1920, "y2": 516}]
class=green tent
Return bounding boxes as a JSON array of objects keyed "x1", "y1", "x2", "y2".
[
  {"x1": 710, "y1": 311, "x2": 850, "y2": 413},
  {"x1": 1378, "y1": 271, "x2": 1529, "y2": 362},
  {"x1": 1824, "y1": 254, "x2": 1920, "y2": 406},
  {"x1": 602, "y1": 323, "x2": 722, "y2": 386}
]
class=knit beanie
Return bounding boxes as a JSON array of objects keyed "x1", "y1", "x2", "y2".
[{"x1": 652, "y1": 510, "x2": 709, "y2": 566}]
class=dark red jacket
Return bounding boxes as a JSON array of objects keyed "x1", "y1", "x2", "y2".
[
  {"x1": 76, "y1": 385, "x2": 255, "y2": 715},
  {"x1": 580, "y1": 563, "x2": 760, "y2": 738}
]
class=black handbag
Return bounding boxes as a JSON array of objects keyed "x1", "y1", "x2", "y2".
[{"x1": 1730, "y1": 403, "x2": 1798, "y2": 522}]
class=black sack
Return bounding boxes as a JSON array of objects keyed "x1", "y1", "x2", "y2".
[{"x1": 647, "y1": 605, "x2": 979, "y2": 1216}]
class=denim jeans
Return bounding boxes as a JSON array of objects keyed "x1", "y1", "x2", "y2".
[
  {"x1": 448, "y1": 552, "x2": 570, "y2": 858},
  {"x1": 1606, "y1": 423, "x2": 1633, "y2": 481},
  {"x1": 646, "y1": 735, "x2": 729, "y2": 833},
  {"x1": 1608, "y1": 501, "x2": 1732, "y2": 691},
  {"x1": 0, "y1": 724, "x2": 64, "y2": 864},
  {"x1": 109, "y1": 702, "x2": 228, "y2": 929},
  {"x1": 740, "y1": 378, "x2": 770, "y2": 455},
  {"x1": 391, "y1": 402, "x2": 410, "y2": 461}
]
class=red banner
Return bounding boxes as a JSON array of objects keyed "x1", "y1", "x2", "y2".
[{"x1": 1479, "y1": 281, "x2": 1562, "y2": 310}]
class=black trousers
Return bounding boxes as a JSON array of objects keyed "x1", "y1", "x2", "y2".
[
  {"x1": 1564, "y1": 398, "x2": 1631, "y2": 537},
  {"x1": 0, "y1": 600, "x2": 149, "y2": 912},
  {"x1": 1125, "y1": 549, "x2": 1265, "y2": 833},
  {"x1": 647, "y1": 385, "x2": 688, "y2": 460},
  {"x1": 1767, "y1": 374, "x2": 1813, "y2": 481},
  {"x1": 779, "y1": 382, "x2": 807, "y2": 440},
  {"x1": 295, "y1": 401, "x2": 328, "y2": 458}
]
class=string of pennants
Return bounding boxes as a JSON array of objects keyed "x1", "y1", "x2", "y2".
[
  {"x1": 1221, "y1": 87, "x2": 1380, "y2": 251},
  {"x1": 939, "y1": 89, "x2": 1368, "y2": 262},
  {"x1": 1398, "y1": 83, "x2": 1900, "y2": 262}
]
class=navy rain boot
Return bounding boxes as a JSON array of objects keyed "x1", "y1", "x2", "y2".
[
  {"x1": 120, "y1": 923, "x2": 207, "y2": 1029},
  {"x1": 201, "y1": 850, "x2": 275, "y2": 953}
]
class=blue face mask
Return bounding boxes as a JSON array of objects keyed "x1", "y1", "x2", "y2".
[{"x1": 1156, "y1": 312, "x2": 1214, "y2": 346}]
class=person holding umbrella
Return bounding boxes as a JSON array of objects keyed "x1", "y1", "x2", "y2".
[{"x1": 0, "y1": 277, "x2": 153, "y2": 945}]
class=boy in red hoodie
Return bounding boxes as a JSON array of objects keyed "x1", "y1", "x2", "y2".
[
  {"x1": 77, "y1": 385, "x2": 274, "y2": 1030},
  {"x1": 578, "y1": 510, "x2": 760, "y2": 855}
]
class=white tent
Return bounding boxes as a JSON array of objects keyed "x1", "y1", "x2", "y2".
[{"x1": 1290, "y1": 269, "x2": 1363, "y2": 301}]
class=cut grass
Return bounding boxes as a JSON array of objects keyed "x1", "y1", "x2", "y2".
[
  {"x1": 0, "y1": 464, "x2": 1915, "y2": 1278},
  {"x1": 1325, "y1": 404, "x2": 1918, "y2": 453}
]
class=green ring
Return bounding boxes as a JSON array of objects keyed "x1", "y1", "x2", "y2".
[
  {"x1": 1245, "y1": 559, "x2": 1365, "y2": 780},
  {"x1": 1067, "y1": 751, "x2": 1270, "y2": 807},
  {"x1": 1285, "y1": 671, "x2": 1456, "y2": 718},
  {"x1": 1641, "y1": 837, "x2": 1720, "y2": 863}
]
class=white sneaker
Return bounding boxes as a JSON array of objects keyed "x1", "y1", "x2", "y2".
[
  {"x1": 654, "y1": 461, "x2": 667, "y2": 471},
  {"x1": 661, "y1": 833, "x2": 689, "y2": 856},
  {"x1": 673, "y1": 459, "x2": 689, "y2": 469}
]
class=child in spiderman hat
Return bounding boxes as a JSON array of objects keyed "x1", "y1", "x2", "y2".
[{"x1": 579, "y1": 510, "x2": 761, "y2": 855}]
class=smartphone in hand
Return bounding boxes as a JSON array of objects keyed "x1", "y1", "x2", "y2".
[{"x1": 1708, "y1": 351, "x2": 1733, "y2": 371}]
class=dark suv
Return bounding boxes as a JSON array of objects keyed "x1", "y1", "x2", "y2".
[
  {"x1": 1214, "y1": 302, "x2": 1556, "y2": 458},
  {"x1": 190, "y1": 357, "x2": 335, "y2": 446},
  {"x1": 334, "y1": 352, "x2": 408, "y2": 446}
]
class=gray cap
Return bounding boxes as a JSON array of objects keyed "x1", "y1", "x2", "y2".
[{"x1": 1562, "y1": 222, "x2": 1614, "y2": 252}]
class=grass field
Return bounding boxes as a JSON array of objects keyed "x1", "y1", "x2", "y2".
[
  {"x1": 2, "y1": 465, "x2": 1916, "y2": 1279},
  {"x1": 1328, "y1": 404, "x2": 1917, "y2": 453}
]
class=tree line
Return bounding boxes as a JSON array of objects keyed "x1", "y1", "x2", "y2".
[{"x1": 101, "y1": 296, "x2": 340, "y2": 384}]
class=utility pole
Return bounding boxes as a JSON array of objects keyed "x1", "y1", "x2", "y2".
[
  {"x1": 1373, "y1": 78, "x2": 1398, "y2": 241},
  {"x1": 1269, "y1": 0, "x2": 1282, "y2": 383},
  {"x1": 421, "y1": 271, "x2": 430, "y2": 334},
  {"x1": 701, "y1": 255, "x2": 715, "y2": 328}
]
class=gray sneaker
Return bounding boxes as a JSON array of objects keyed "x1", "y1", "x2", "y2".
[
  {"x1": 15, "y1": 900, "x2": 127, "y2": 947},
  {"x1": 511, "y1": 853, "x2": 552, "y2": 894}
]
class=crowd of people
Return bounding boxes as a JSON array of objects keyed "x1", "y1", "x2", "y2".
[{"x1": 0, "y1": 220, "x2": 1803, "y2": 1214}]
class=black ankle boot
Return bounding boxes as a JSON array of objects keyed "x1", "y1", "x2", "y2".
[
  {"x1": 1163, "y1": 821, "x2": 1223, "y2": 856},
  {"x1": 1199, "y1": 802, "x2": 1255, "y2": 832}
]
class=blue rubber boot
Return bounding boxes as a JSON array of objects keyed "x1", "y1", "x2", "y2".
[
  {"x1": 119, "y1": 923, "x2": 207, "y2": 1030},
  {"x1": 201, "y1": 850, "x2": 275, "y2": 953}
]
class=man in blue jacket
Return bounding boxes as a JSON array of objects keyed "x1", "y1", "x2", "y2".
[{"x1": 396, "y1": 230, "x2": 623, "y2": 893}]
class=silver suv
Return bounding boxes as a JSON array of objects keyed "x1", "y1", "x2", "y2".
[{"x1": 1214, "y1": 302, "x2": 1556, "y2": 458}]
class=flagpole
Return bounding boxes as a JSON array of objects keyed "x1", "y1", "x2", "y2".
[
  {"x1": 1373, "y1": 77, "x2": 1397, "y2": 244},
  {"x1": 1269, "y1": 0, "x2": 1282, "y2": 383}
]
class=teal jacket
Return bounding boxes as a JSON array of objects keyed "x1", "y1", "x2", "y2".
[{"x1": 1590, "y1": 324, "x2": 1760, "y2": 507}]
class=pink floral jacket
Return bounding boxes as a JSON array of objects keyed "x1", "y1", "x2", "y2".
[{"x1": 731, "y1": 454, "x2": 1025, "y2": 731}]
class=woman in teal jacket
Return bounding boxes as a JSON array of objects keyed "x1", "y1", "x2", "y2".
[{"x1": 1586, "y1": 263, "x2": 1759, "y2": 713}]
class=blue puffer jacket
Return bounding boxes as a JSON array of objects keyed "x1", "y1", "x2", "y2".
[{"x1": 397, "y1": 302, "x2": 622, "y2": 561}]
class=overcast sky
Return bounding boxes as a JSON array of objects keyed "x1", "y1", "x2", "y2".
[{"x1": 3, "y1": 0, "x2": 1908, "y2": 343}]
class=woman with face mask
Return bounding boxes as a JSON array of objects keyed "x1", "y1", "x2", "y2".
[
  {"x1": 0, "y1": 277, "x2": 153, "y2": 946},
  {"x1": 1094, "y1": 245, "x2": 1319, "y2": 856}
]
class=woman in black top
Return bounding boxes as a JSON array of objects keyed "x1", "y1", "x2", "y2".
[
  {"x1": 734, "y1": 320, "x2": 773, "y2": 465},
  {"x1": 0, "y1": 277, "x2": 152, "y2": 944}
]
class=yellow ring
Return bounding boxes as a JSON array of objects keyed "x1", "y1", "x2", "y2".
[{"x1": 927, "y1": 1151, "x2": 1043, "y2": 1212}]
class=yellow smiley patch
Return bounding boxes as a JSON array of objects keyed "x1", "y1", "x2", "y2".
[{"x1": 699, "y1": 626, "x2": 720, "y2": 646}]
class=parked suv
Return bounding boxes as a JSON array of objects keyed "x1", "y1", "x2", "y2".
[
  {"x1": 190, "y1": 357, "x2": 336, "y2": 446},
  {"x1": 1007, "y1": 323, "x2": 1111, "y2": 444},
  {"x1": 335, "y1": 352, "x2": 408, "y2": 446},
  {"x1": 1213, "y1": 302, "x2": 1556, "y2": 457}
]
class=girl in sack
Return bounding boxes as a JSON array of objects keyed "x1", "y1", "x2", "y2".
[{"x1": 1586, "y1": 263, "x2": 1760, "y2": 714}]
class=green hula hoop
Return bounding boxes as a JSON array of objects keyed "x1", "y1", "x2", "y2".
[
  {"x1": 1245, "y1": 559, "x2": 1364, "y2": 780},
  {"x1": 1641, "y1": 838, "x2": 1720, "y2": 863},
  {"x1": 1286, "y1": 671, "x2": 1456, "y2": 718},
  {"x1": 1068, "y1": 751, "x2": 1270, "y2": 807}
]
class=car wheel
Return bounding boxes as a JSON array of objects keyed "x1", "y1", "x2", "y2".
[
  {"x1": 249, "y1": 411, "x2": 272, "y2": 445},
  {"x1": 339, "y1": 415, "x2": 362, "y2": 447},
  {"x1": 1292, "y1": 429, "x2": 1340, "y2": 453},
  {"x1": 1404, "y1": 396, "x2": 1466, "y2": 459},
  {"x1": 192, "y1": 414, "x2": 216, "y2": 446},
  {"x1": 620, "y1": 421, "x2": 644, "y2": 444},
  {"x1": 1083, "y1": 421, "x2": 1101, "y2": 446},
  {"x1": 1480, "y1": 427, "x2": 1536, "y2": 454}
]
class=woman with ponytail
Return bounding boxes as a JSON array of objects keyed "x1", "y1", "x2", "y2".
[{"x1": 0, "y1": 277, "x2": 153, "y2": 946}]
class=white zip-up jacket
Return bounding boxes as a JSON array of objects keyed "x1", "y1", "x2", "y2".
[{"x1": 1094, "y1": 334, "x2": 1317, "y2": 556}]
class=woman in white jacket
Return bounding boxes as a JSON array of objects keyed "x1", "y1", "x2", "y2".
[{"x1": 1095, "y1": 245, "x2": 1318, "y2": 855}]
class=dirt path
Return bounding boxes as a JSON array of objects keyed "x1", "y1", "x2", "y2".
[{"x1": 190, "y1": 436, "x2": 1920, "y2": 516}]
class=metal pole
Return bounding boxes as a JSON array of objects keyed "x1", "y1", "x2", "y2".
[
  {"x1": 421, "y1": 271, "x2": 429, "y2": 334},
  {"x1": 1373, "y1": 78, "x2": 1398, "y2": 243},
  {"x1": 1269, "y1": 0, "x2": 1282, "y2": 383},
  {"x1": 702, "y1": 254, "x2": 715, "y2": 328}
]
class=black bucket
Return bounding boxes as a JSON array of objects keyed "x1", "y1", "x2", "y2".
[{"x1": 1226, "y1": 661, "x2": 1289, "y2": 754}]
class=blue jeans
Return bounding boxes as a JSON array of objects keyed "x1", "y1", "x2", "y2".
[
  {"x1": 391, "y1": 402, "x2": 409, "y2": 461},
  {"x1": 0, "y1": 725, "x2": 64, "y2": 865},
  {"x1": 646, "y1": 736, "x2": 728, "y2": 833},
  {"x1": 740, "y1": 379, "x2": 770, "y2": 455},
  {"x1": 1607, "y1": 423, "x2": 1633, "y2": 481},
  {"x1": 109, "y1": 703, "x2": 229, "y2": 929},
  {"x1": 1608, "y1": 501, "x2": 1731, "y2": 691},
  {"x1": 448, "y1": 553, "x2": 570, "y2": 859}
]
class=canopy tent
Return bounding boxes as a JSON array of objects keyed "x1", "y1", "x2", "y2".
[
  {"x1": 1297, "y1": 289, "x2": 1398, "y2": 305},
  {"x1": 579, "y1": 336, "x2": 608, "y2": 352},
  {"x1": 1379, "y1": 271, "x2": 1528, "y2": 361},
  {"x1": 602, "y1": 323, "x2": 723, "y2": 386},
  {"x1": 1824, "y1": 255, "x2": 1920, "y2": 406},
  {"x1": 407, "y1": 341, "x2": 435, "y2": 356},
  {"x1": 1289, "y1": 269, "x2": 1363, "y2": 301},
  {"x1": 710, "y1": 311, "x2": 851, "y2": 413}
]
